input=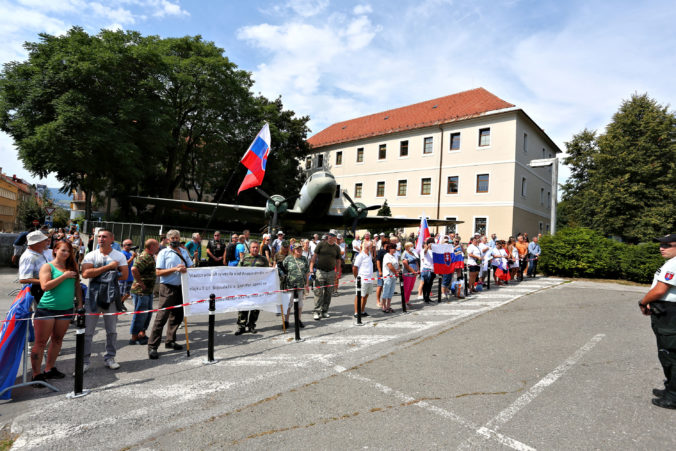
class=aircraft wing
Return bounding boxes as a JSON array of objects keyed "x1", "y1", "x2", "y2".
[
  {"x1": 129, "y1": 196, "x2": 267, "y2": 226},
  {"x1": 329, "y1": 214, "x2": 463, "y2": 232}
]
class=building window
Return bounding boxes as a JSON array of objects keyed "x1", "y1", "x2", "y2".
[
  {"x1": 317, "y1": 154, "x2": 324, "y2": 168},
  {"x1": 400, "y1": 140, "x2": 408, "y2": 157},
  {"x1": 354, "y1": 183, "x2": 362, "y2": 198},
  {"x1": 474, "y1": 217, "x2": 487, "y2": 235},
  {"x1": 423, "y1": 137, "x2": 433, "y2": 154},
  {"x1": 546, "y1": 224, "x2": 550, "y2": 232},
  {"x1": 547, "y1": 191, "x2": 551, "y2": 205},
  {"x1": 336, "y1": 151, "x2": 342, "y2": 166},
  {"x1": 539, "y1": 221, "x2": 544, "y2": 233},
  {"x1": 523, "y1": 133, "x2": 528, "y2": 152},
  {"x1": 476, "y1": 174, "x2": 489, "y2": 193},
  {"x1": 378, "y1": 144, "x2": 387, "y2": 160},
  {"x1": 305, "y1": 157, "x2": 311, "y2": 170},
  {"x1": 421, "y1": 178, "x2": 432, "y2": 195},
  {"x1": 335, "y1": 184, "x2": 341, "y2": 199},
  {"x1": 542, "y1": 148, "x2": 546, "y2": 158},
  {"x1": 540, "y1": 188, "x2": 545, "y2": 205},
  {"x1": 447, "y1": 176, "x2": 459, "y2": 194},
  {"x1": 376, "y1": 181, "x2": 385, "y2": 197},
  {"x1": 521, "y1": 177, "x2": 527, "y2": 197},
  {"x1": 397, "y1": 180, "x2": 407, "y2": 196},
  {"x1": 450, "y1": 132, "x2": 460, "y2": 151},
  {"x1": 356, "y1": 147, "x2": 364, "y2": 163},
  {"x1": 479, "y1": 128, "x2": 491, "y2": 147},
  {"x1": 445, "y1": 217, "x2": 457, "y2": 235}
]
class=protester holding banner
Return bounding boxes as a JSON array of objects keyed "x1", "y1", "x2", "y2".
[
  {"x1": 282, "y1": 245, "x2": 309, "y2": 328},
  {"x1": 81, "y1": 229, "x2": 129, "y2": 371},
  {"x1": 381, "y1": 244, "x2": 399, "y2": 313},
  {"x1": 148, "y1": 229, "x2": 192, "y2": 359},
  {"x1": 31, "y1": 241, "x2": 83, "y2": 381},
  {"x1": 235, "y1": 241, "x2": 269, "y2": 335}
]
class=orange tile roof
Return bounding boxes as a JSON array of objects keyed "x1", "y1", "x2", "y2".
[{"x1": 307, "y1": 87, "x2": 515, "y2": 148}]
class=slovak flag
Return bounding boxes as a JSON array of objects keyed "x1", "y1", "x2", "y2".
[
  {"x1": 238, "y1": 123, "x2": 272, "y2": 194},
  {"x1": 416, "y1": 215, "x2": 430, "y2": 254},
  {"x1": 0, "y1": 286, "x2": 33, "y2": 399},
  {"x1": 431, "y1": 244, "x2": 464, "y2": 274}
]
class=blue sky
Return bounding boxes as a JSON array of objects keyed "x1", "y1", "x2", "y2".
[{"x1": 1, "y1": 0, "x2": 674, "y2": 189}]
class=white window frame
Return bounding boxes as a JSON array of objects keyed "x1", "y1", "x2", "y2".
[
  {"x1": 335, "y1": 150, "x2": 343, "y2": 166},
  {"x1": 397, "y1": 179, "x2": 407, "y2": 197},
  {"x1": 422, "y1": 136, "x2": 434, "y2": 156},
  {"x1": 445, "y1": 216, "x2": 457, "y2": 235},
  {"x1": 354, "y1": 183, "x2": 363, "y2": 199},
  {"x1": 378, "y1": 143, "x2": 387, "y2": 161},
  {"x1": 478, "y1": 127, "x2": 491, "y2": 148},
  {"x1": 317, "y1": 154, "x2": 324, "y2": 168},
  {"x1": 446, "y1": 175, "x2": 460, "y2": 196},
  {"x1": 399, "y1": 140, "x2": 409, "y2": 159},
  {"x1": 473, "y1": 216, "x2": 489, "y2": 236},
  {"x1": 449, "y1": 132, "x2": 461, "y2": 153},
  {"x1": 356, "y1": 147, "x2": 365, "y2": 165},
  {"x1": 376, "y1": 180, "x2": 385, "y2": 198},
  {"x1": 305, "y1": 156, "x2": 312, "y2": 170},
  {"x1": 474, "y1": 171, "x2": 491, "y2": 195},
  {"x1": 420, "y1": 177, "x2": 432, "y2": 196}
]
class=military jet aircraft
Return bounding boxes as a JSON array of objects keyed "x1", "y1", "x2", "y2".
[{"x1": 130, "y1": 171, "x2": 461, "y2": 234}]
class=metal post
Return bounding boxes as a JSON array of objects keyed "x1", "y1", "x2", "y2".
[
  {"x1": 437, "y1": 273, "x2": 442, "y2": 303},
  {"x1": 140, "y1": 223, "x2": 145, "y2": 245},
  {"x1": 204, "y1": 294, "x2": 217, "y2": 364},
  {"x1": 355, "y1": 276, "x2": 363, "y2": 325},
  {"x1": 486, "y1": 266, "x2": 491, "y2": 290},
  {"x1": 400, "y1": 273, "x2": 407, "y2": 313},
  {"x1": 464, "y1": 267, "x2": 469, "y2": 297},
  {"x1": 551, "y1": 157, "x2": 558, "y2": 235},
  {"x1": 293, "y1": 288, "x2": 302, "y2": 340},
  {"x1": 67, "y1": 308, "x2": 89, "y2": 398}
]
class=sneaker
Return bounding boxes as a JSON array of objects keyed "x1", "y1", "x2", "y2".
[
  {"x1": 72, "y1": 363, "x2": 89, "y2": 376},
  {"x1": 361, "y1": 311, "x2": 369, "y2": 317},
  {"x1": 105, "y1": 359, "x2": 120, "y2": 370},
  {"x1": 321, "y1": 312, "x2": 330, "y2": 318},
  {"x1": 148, "y1": 349, "x2": 159, "y2": 359},
  {"x1": 313, "y1": 312, "x2": 321, "y2": 320},
  {"x1": 417, "y1": 295, "x2": 423, "y2": 300},
  {"x1": 44, "y1": 367, "x2": 66, "y2": 379},
  {"x1": 32, "y1": 373, "x2": 47, "y2": 383}
]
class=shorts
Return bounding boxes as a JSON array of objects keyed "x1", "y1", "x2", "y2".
[
  {"x1": 377, "y1": 271, "x2": 384, "y2": 287},
  {"x1": 468, "y1": 265, "x2": 480, "y2": 273},
  {"x1": 34, "y1": 307, "x2": 73, "y2": 320},
  {"x1": 361, "y1": 282, "x2": 374, "y2": 297},
  {"x1": 382, "y1": 277, "x2": 396, "y2": 299},
  {"x1": 442, "y1": 273, "x2": 453, "y2": 287},
  {"x1": 119, "y1": 280, "x2": 132, "y2": 296}
]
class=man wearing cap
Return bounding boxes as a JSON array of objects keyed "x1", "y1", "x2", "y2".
[
  {"x1": 639, "y1": 233, "x2": 676, "y2": 409},
  {"x1": 18, "y1": 231, "x2": 51, "y2": 302},
  {"x1": 272, "y1": 231, "x2": 285, "y2": 255},
  {"x1": 310, "y1": 230, "x2": 342, "y2": 320}
]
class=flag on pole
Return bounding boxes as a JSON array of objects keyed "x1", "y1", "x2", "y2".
[
  {"x1": 415, "y1": 214, "x2": 430, "y2": 254},
  {"x1": 238, "y1": 123, "x2": 272, "y2": 194},
  {"x1": 0, "y1": 286, "x2": 33, "y2": 400},
  {"x1": 431, "y1": 244, "x2": 464, "y2": 274}
]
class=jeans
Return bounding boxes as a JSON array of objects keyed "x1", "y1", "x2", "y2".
[
  {"x1": 527, "y1": 256, "x2": 538, "y2": 276},
  {"x1": 130, "y1": 293, "x2": 153, "y2": 335},
  {"x1": 84, "y1": 302, "x2": 118, "y2": 365},
  {"x1": 421, "y1": 269, "x2": 436, "y2": 300}
]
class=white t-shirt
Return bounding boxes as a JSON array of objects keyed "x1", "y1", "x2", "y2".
[
  {"x1": 309, "y1": 240, "x2": 318, "y2": 254},
  {"x1": 82, "y1": 248, "x2": 128, "y2": 270},
  {"x1": 352, "y1": 239, "x2": 361, "y2": 253},
  {"x1": 353, "y1": 251, "x2": 374, "y2": 280},
  {"x1": 383, "y1": 252, "x2": 399, "y2": 277},
  {"x1": 466, "y1": 244, "x2": 481, "y2": 266},
  {"x1": 421, "y1": 249, "x2": 434, "y2": 270},
  {"x1": 652, "y1": 257, "x2": 676, "y2": 303}
]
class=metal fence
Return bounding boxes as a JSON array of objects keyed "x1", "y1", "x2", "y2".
[{"x1": 82, "y1": 220, "x2": 239, "y2": 245}]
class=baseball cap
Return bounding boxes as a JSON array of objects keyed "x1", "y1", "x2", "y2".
[
  {"x1": 656, "y1": 233, "x2": 676, "y2": 243},
  {"x1": 277, "y1": 230, "x2": 284, "y2": 235}
]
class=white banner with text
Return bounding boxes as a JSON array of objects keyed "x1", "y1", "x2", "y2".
[{"x1": 181, "y1": 266, "x2": 287, "y2": 316}]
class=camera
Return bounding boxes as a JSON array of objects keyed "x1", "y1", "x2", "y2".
[{"x1": 130, "y1": 245, "x2": 139, "y2": 251}]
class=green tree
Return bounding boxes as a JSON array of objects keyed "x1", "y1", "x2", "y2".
[
  {"x1": 16, "y1": 196, "x2": 45, "y2": 229},
  {"x1": 560, "y1": 94, "x2": 676, "y2": 242},
  {"x1": 377, "y1": 200, "x2": 392, "y2": 217}
]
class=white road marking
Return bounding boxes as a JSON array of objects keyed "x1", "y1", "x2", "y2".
[{"x1": 458, "y1": 333, "x2": 606, "y2": 449}]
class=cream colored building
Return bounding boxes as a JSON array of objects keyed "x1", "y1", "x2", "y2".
[{"x1": 306, "y1": 88, "x2": 561, "y2": 239}]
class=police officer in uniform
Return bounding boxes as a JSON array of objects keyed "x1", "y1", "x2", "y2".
[
  {"x1": 638, "y1": 233, "x2": 676, "y2": 409},
  {"x1": 235, "y1": 241, "x2": 269, "y2": 335}
]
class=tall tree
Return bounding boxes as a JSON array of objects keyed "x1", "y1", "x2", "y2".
[{"x1": 560, "y1": 94, "x2": 676, "y2": 242}]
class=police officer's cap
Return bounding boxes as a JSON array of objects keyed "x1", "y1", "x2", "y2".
[{"x1": 656, "y1": 233, "x2": 676, "y2": 243}]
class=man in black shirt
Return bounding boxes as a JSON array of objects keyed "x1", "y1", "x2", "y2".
[
  {"x1": 309, "y1": 230, "x2": 342, "y2": 320},
  {"x1": 206, "y1": 231, "x2": 225, "y2": 266},
  {"x1": 225, "y1": 233, "x2": 238, "y2": 266}
]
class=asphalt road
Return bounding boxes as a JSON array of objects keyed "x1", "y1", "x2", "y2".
[{"x1": 0, "y1": 266, "x2": 672, "y2": 450}]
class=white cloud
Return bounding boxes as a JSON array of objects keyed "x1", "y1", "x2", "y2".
[
  {"x1": 151, "y1": 0, "x2": 189, "y2": 18},
  {"x1": 89, "y1": 2, "x2": 136, "y2": 24},
  {"x1": 353, "y1": 4, "x2": 372, "y2": 15},
  {"x1": 284, "y1": 0, "x2": 329, "y2": 18}
]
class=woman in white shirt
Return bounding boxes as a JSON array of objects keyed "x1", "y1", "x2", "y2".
[
  {"x1": 381, "y1": 244, "x2": 399, "y2": 313},
  {"x1": 420, "y1": 238, "x2": 435, "y2": 303}
]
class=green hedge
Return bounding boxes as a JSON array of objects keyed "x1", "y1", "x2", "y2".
[{"x1": 539, "y1": 227, "x2": 663, "y2": 283}]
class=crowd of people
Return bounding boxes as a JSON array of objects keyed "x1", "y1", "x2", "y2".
[{"x1": 14, "y1": 224, "x2": 542, "y2": 382}]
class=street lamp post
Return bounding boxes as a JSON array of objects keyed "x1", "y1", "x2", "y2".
[{"x1": 528, "y1": 157, "x2": 558, "y2": 235}]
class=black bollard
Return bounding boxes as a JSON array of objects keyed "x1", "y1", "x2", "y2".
[
  {"x1": 399, "y1": 273, "x2": 407, "y2": 313},
  {"x1": 206, "y1": 293, "x2": 216, "y2": 363},
  {"x1": 486, "y1": 266, "x2": 491, "y2": 290},
  {"x1": 464, "y1": 267, "x2": 469, "y2": 297},
  {"x1": 68, "y1": 308, "x2": 90, "y2": 398},
  {"x1": 355, "y1": 276, "x2": 362, "y2": 325},
  {"x1": 293, "y1": 288, "x2": 302, "y2": 341}
]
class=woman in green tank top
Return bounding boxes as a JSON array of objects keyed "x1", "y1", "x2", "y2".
[{"x1": 31, "y1": 241, "x2": 83, "y2": 382}]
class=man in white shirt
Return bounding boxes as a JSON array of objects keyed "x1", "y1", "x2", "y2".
[
  {"x1": 466, "y1": 236, "x2": 482, "y2": 293},
  {"x1": 351, "y1": 233, "x2": 361, "y2": 260},
  {"x1": 309, "y1": 234, "x2": 319, "y2": 254},
  {"x1": 352, "y1": 241, "x2": 374, "y2": 316},
  {"x1": 81, "y1": 229, "x2": 129, "y2": 371}
]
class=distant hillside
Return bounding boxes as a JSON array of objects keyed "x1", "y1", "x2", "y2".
[{"x1": 48, "y1": 188, "x2": 71, "y2": 208}]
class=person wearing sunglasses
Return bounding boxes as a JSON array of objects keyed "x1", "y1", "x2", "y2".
[{"x1": 638, "y1": 233, "x2": 676, "y2": 409}]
